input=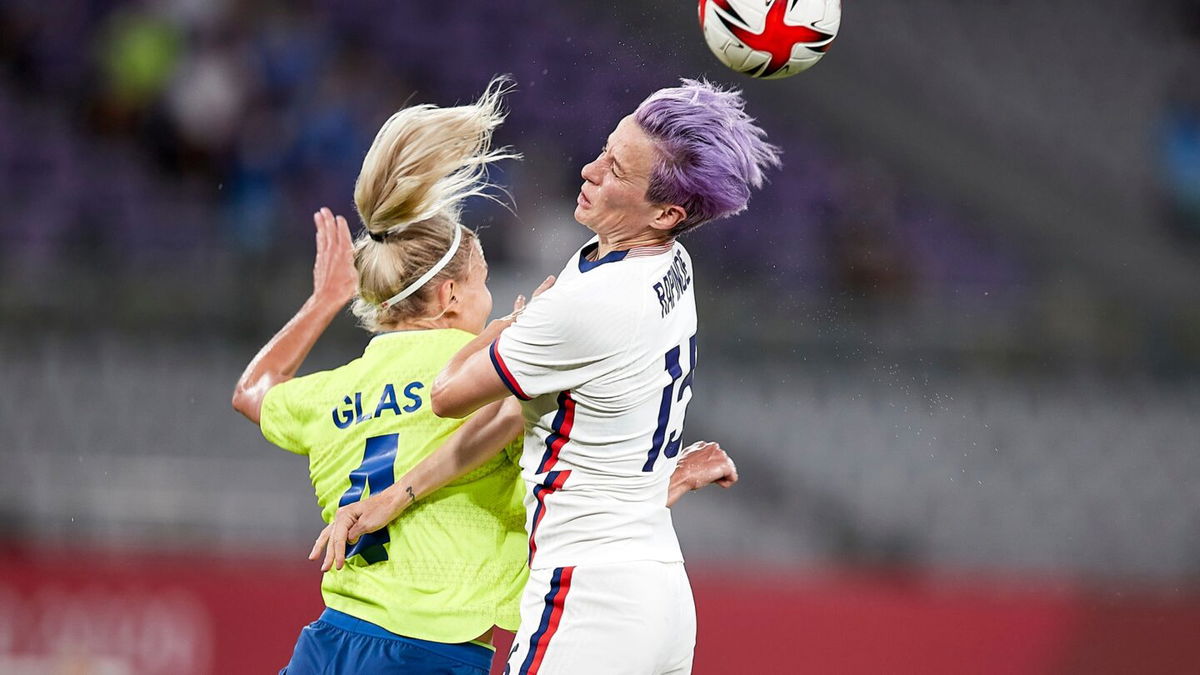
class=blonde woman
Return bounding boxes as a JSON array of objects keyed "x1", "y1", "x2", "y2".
[{"x1": 233, "y1": 80, "x2": 735, "y2": 675}]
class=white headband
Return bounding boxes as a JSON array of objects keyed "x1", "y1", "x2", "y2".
[{"x1": 379, "y1": 225, "x2": 463, "y2": 310}]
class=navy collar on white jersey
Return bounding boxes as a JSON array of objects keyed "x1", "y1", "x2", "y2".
[
  {"x1": 577, "y1": 240, "x2": 675, "y2": 273},
  {"x1": 577, "y1": 242, "x2": 630, "y2": 272}
]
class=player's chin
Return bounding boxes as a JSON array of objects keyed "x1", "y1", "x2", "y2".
[{"x1": 573, "y1": 205, "x2": 594, "y2": 229}]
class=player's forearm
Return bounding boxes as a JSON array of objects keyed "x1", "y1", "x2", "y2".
[
  {"x1": 431, "y1": 318, "x2": 513, "y2": 418},
  {"x1": 383, "y1": 398, "x2": 523, "y2": 512},
  {"x1": 232, "y1": 293, "x2": 345, "y2": 424}
]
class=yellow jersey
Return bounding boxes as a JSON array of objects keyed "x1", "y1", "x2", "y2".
[{"x1": 261, "y1": 329, "x2": 527, "y2": 642}]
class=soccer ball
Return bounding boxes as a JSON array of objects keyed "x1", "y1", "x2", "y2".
[{"x1": 699, "y1": 0, "x2": 841, "y2": 79}]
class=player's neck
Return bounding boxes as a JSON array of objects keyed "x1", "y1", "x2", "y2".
[
  {"x1": 595, "y1": 231, "x2": 673, "y2": 259},
  {"x1": 380, "y1": 315, "x2": 477, "y2": 335}
]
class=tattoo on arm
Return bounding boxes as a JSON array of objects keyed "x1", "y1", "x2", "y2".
[{"x1": 405, "y1": 486, "x2": 416, "y2": 504}]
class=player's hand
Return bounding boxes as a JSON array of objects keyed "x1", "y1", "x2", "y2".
[
  {"x1": 311, "y1": 207, "x2": 358, "y2": 307},
  {"x1": 309, "y1": 489, "x2": 409, "y2": 571},
  {"x1": 503, "y1": 275, "x2": 556, "y2": 322},
  {"x1": 531, "y1": 275, "x2": 556, "y2": 298},
  {"x1": 677, "y1": 441, "x2": 738, "y2": 491}
]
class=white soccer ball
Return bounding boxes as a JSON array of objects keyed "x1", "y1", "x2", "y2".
[{"x1": 698, "y1": 0, "x2": 841, "y2": 79}]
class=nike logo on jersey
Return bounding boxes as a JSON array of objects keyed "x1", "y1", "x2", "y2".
[
  {"x1": 653, "y1": 251, "x2": 692, "y2": 318},
  {"x1": 331, "y1": 381, "x2": 424, "y2": 429}
]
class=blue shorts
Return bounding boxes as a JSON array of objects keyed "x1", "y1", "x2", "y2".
[{"x1": 280, "y1": 608, "x2": 494, "y2": 675}]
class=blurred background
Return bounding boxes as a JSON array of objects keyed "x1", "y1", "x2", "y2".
[{"x1": 1, "y1": 0, "x2": 1199, "y2": 673}]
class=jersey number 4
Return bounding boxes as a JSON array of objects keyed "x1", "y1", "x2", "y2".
[
  {"x1": 643, "y1": 334, "x2": 697, "y2": 472},
  {"x1": 336, "y1": 433, "x2": 399, "y2": 564}
]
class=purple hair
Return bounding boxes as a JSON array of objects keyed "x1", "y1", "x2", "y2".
[{"x1": 633, "y1": 79, "x2": 782, "y2": 234}]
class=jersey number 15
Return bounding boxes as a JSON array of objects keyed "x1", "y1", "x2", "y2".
[{"x1": 643, "y1": 334, "x2": 697, "y2": 472}]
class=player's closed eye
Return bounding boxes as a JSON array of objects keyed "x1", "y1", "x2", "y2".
[
  {"x1": 596, "y1": 145, "x2": 621, "y2": 179},
  {"x1": 605, "y1": 149, "x2": 622, "y2": 177}
]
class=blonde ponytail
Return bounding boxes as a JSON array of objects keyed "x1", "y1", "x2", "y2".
[
  {"x1": 350, "y1": 76, "x2": 518, "y2": 332},
  {"x1": 355, "y1": 76, "x2": 517, "y2": 235}
]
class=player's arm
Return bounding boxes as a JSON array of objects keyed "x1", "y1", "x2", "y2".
[
  {"x1": 231, "y1": 208, "x2": 357, "y2": 425},
  {"x1": 311, "y1": 397, "x2": 524, "y2": 570},
  {"x1": 666, "y1": 441, "x2": 739, "y2": 507},
  {"x1": 430, "y1": 275, "x2": 556, "y2": 419}
]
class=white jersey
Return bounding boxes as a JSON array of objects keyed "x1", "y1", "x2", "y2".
[{"x1": 490, "y1": 236, "x2": 698, "y2": 570}]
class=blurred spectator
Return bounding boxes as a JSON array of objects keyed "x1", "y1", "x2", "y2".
[
  {"x1": 1158, "y1": 3, "x2": 1200, "y2": 243},
  {"x1": 94, "y1": 5, "x2": 183, "y2": 131},
  {"x1": 162, "y1": 21, "x2": 252, "y2": 178}
]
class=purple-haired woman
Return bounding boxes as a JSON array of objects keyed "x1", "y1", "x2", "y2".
[{"x1": 315, "y1": 79, "x2": 773, "y2": 674}]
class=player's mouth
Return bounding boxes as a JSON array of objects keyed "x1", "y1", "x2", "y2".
[{"x1": 577, "y1": 190, "x2": 591, "y2": 208}]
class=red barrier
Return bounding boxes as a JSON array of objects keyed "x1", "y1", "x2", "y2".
[
  {"x1": 688, "y1": 567, "x2": 1200, "y2": 674},
  {"x1": 0, "y1": 549, "x2": 321, "y2": 674},
  {"x1": 0, "y1": 549, "x2": 1196, "y2": 674}
]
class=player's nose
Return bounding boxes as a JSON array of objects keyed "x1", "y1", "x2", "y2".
[{"x1": 580, "y1": 159, "x2": 602, "y2": 184}]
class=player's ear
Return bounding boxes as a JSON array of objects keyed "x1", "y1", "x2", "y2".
[
  {"x1": 650, "y1": 204, "x2": 687, "y2": 232},
  {"x1": 434, "y1": 278, "x2": 458, "y2": 312}
]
